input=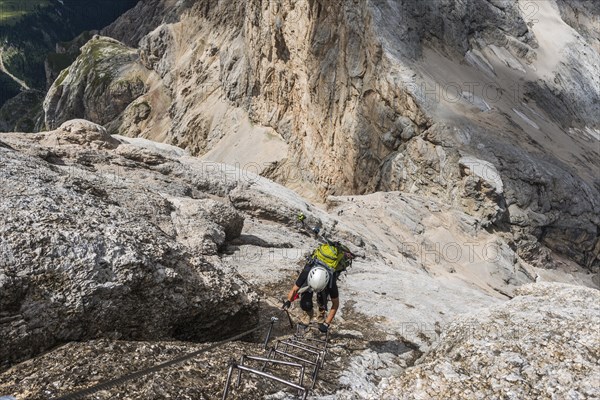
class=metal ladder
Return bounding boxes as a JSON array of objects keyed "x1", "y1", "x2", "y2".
[{"x1": 222, "y1": 319, "x2": 331, "y2": 399}]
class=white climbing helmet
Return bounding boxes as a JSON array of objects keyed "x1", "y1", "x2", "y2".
[{"x1": 307, "y1": 266, "x2": 330, "y2": 292}]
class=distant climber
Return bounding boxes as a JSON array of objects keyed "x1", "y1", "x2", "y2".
[{"x1": 282, "y1": 241, "x2": 355, "y2": 333}]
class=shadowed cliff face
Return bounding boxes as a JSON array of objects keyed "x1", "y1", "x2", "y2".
[{"x1": 41, "y1": 0, "x2": 599, "y2": 271}]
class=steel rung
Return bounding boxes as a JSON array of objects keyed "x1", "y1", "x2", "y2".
[
  {"x1": 271, "y1": 348, "x2": 318, "y2": 366},
  {"x1": 293, "y1": 335, "x2": 328, "y2": 345},
  {"x1": 288, "y1": 337, "x2": 327, "y2": 352},
  {"x1": 275, "y1": 340, "x2": 327, "y2": 368},
  {"x1": 275, "y1": 341, "x2": 323, "y2": 363},
  {"x1": 271, "y1": 348, "x2": 322, "y2": 387},
  {"x1": 279, "y1": 340, "x2": 324, "y2": 357},
  {"x1": 288, "y1": 338, "x2": 327, "y2": 367},
  {"x1": 243, "y1": 355, "x2": 304, "y2": 368},
  {"x1": 241, "y1": 355, "x2": 305, "y2": 393},
  {"x1": 223, "y1": 363, "x2": 308, "y2": 400}
]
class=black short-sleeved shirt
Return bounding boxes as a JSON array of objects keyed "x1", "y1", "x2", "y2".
[{"x1": 295, "y1": 263, "x2": 339, "y2": 299}]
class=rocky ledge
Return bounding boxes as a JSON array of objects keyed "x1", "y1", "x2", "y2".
[
  {"x1": 384, "y1": 282, "x2": 600, "y2": 399},
  {"x1": 0, "y1": 120, "x2": 259, "y2": 369}
]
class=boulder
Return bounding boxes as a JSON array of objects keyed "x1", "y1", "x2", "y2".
[
  {"x1": 41, "y1": 119, "x2": 120, "y2": 149},
  {"x1": 169, "y1": 197, "x2": 244, "y2": 255}
]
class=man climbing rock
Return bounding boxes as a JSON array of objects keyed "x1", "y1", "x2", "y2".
[{"x1": 282, "y1": 241, "x2": 354, "y2": 333}]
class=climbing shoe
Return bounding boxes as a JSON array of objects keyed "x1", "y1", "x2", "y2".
[
  {"x1": 316, "y1": 307, "x2": 327, "y2": 324},
  {"x1": 299, "y1": 308, "x2": 314, "y2": 326}
]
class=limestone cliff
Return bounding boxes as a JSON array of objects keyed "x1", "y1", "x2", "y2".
[
  {"x1": 43, "y1": 36, "x2": 149, "y2": 130},
  {"x1": 42, "y1": 0, "x2": 598, "y2": 272}
]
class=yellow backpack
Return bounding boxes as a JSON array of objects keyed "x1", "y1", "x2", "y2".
[{"x1": 313, "y1": 243, "x2": 346, "y2": 272}]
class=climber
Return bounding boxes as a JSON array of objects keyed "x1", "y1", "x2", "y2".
[{"x1": 282, "y1": 241, "x2": 355, "y2": 334}]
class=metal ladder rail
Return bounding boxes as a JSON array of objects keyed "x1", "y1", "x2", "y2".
[
  {"x1": 294, "y1": 325, "x2": 330, "y2": 366},
  {"x1": 222, "y1": 363, "x2": 309, "y2": 400},
  {"x1": 275, "y1": 339, "x2": 325, "y2": 378},
  {"x1": 286, "y1": 337, "x2": 328, "y2": 367},
  {"x1": 223, "y1": 323, "x2": 314, "y2": 400},
  {"x1": 266, "y1": 347, "x2": 322, "y2": 389},
  {"x1": 278, "y1": 339, "x2": 327, "y2": 368},
  {"x1": 266, "y1": 325, "x2": 331, "y2": 390},
  {"x1": 223, "y1": 322, "x2": 332, "y2": 398},
  {"x1": 238, "y1": 355, "x2": 306, "y2": 396}
]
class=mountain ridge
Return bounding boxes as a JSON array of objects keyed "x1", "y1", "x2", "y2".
[{"x1": 44, "y1": 0, "x2": 597, "y2": 272}]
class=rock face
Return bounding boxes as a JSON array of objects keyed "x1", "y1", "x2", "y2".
[
  {"x1": 0, "y1": 90, "x2": 44, "y2": 133},
  {"x1": 43, "y1": 36, "x2": 149, "y2": 130},
  {"x1": 0, "y1": 123, "x2": 259, "y2": 369},
  {"x1": 0, "y1": 123, "x2": 596, "y2": 398},
  {"x1": 42, "y1": 0, "x2": 598, "y2": 273},
  {"x1": 0, "y1": 0, "x2": 596, "y2": 396},
  {"x1": 384, "y1": 283, "x2": 600, "y2": 399}
]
